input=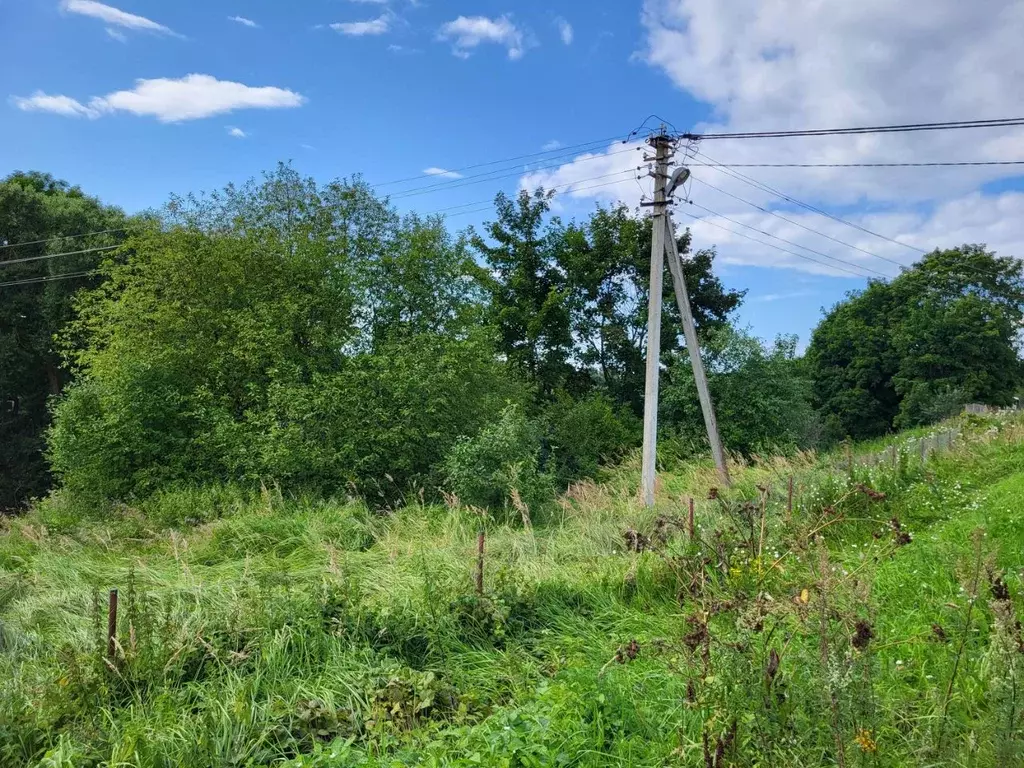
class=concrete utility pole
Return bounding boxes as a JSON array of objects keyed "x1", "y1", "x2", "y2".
[
  {"x1": 641, "y1": 130, "x2": 732, "y2": 506},
  {"x1": 664, "y1": 214, "x2": 731, "y2": 486},
  {"x1": 640, "y1": 133, "x2": 671, "y2": 507}
]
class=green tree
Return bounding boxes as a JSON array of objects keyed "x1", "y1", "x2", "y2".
[
  {"x1": 367, "y1": 214, "x2": 485, "y2": 345},
  {"x1": 660, "y1": 327, "x2": 817, "y2": 456},
  {"x1": 472, "y1": 190, "x2": 577, "y2": 398},
  {"x1": 559, "y1": 204, "x2": 744, "y2": 414},
  {"x1": 0, "y1": 172, "x2": 125, "y2": 510},
  {"x1": 49, "y1": 167, "x2": 516, "y2": 504},
  {"x1": 808, "y1": 244, "x2": 1024, "y2": 439}
]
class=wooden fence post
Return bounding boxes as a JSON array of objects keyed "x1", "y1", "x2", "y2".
[
  {"x1": 787, "y1": 476, "x2": 794, "y2": 522},
  {"x1": 475, "y1": 531, "x2": 485, "y2": 596},
  {"x1": 107, "y1": 588, "x2": 118, "y2": 663}
]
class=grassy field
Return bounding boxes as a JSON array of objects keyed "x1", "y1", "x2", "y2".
[{"x1": 2, "y1": 413, "x2": 1024, "y2": 767}]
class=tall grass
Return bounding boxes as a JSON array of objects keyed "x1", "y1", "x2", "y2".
[{"x1": 1, "y1": 413, "x2": 1023, "y2": 766}]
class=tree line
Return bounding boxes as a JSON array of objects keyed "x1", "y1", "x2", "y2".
[{"x1": 1, "y1": 166, "x2": 1021, "y2": 512}]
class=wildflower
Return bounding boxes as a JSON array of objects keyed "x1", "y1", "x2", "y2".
[{"x1": 854, "y1": 728, "x2": 878, "y2": 753}]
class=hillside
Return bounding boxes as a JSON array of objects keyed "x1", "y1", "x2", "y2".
[{"x1": 2, "y1": 413, "x2": 1023, "y2": 766}]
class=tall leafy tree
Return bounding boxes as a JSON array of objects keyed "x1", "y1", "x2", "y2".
[
  {"x1": 367, "y1": 214, "x2": 486, "y2": 346},
  {"x1": 472, "y1": 190, "x2": 577, "y2": 398},
  {"x1": 661, "y1": 328, "x2": 817, "y2": 455},
  {"x1": 559, "y1": 204, "x2": 745, "y2": 414},
  {"x1": 808, "y1": 244, "x2": 1024, "y2": 439},
  {"x1": 0, "y1": 172, "x2": 125, "y2": 510},
  {"x1": 49, "y1": 167, "x2": 518, "y2": 503}
]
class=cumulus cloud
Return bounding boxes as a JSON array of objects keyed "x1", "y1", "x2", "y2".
[
  {"x1": 61, "y1": 0, "x2": 177, "y2": 35},
  {"x1": 228, "y1": 16, "x2": 258, "y2": 28},
  {"x1": 227, "y1": 126, "x2": 247, "y2": 138},
  {"x1": 518, "y1": 0, "x2": 1024, "y2": 277},
  {"x1": 11, "y1": 92, "x2": 102, "y2": 119},
  {"x1": 423, "y1": 167, "x2": 463, "y2": 179},
  {"x1": 639, "y1": 0, "x2": 1024, "y2": 204},
  {"x1": 438, "y1": 15, "x2": 526, "y2": 59},
  {"x1": 555, "y1": 17, "x2": 573, "y2": 45},
  {"x1": 331, "y1": 14, "x2": 391, "y2": 36},
  {"x1": 13, "y1": 74, "x2": 305, "y2": 123}
]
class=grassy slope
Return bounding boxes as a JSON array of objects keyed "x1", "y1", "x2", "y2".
[{"x1": 1, "y1": 415, "x2": 1023, "y2": 767}]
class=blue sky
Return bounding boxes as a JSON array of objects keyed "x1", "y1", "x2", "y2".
[{"x1": 4, "y1": 0, "x2": 1023, "y2": 345}]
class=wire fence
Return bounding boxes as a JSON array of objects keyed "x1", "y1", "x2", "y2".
[{"x1": 839, "y1": 428, "x2": 959, "y2": 473}]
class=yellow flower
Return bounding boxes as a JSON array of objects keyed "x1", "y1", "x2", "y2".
[{"x1": 854, "y1": 728, "x2": 878, "y2": 753}]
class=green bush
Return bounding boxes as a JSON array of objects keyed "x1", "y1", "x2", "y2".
[
  {"x1": 544, "y1": 392, "x2": 640, "y2": 483},
  {"x1": 661, "y1": 327, "x2": 819, "y2": 456},
  {"x1": 46, "y1": 168, "x2": 520, "y2": 506},
  {"x1": 443, "y1": 404, "x2": 554, "y2": 515}
]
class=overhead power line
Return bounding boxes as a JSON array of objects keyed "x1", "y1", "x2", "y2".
[
  {"x1": 0, "y1": 270, "x2": 96, "y2": 289},
  {"x1": 684, "y1": 117, "x2": 1024, "y2": 141},
  {"x1": 678, "y1": 207, "x2": 880, "y2": 279},
  {"x1": 696, "y1": 150, "x2": 927, "y2": 254},
  {"x1": 683, "y1": 200, "x2": 891, "y2": 279},
  {"x1": 371, "y1": 134, "x2": 624, "y2": 190},
  {"x1": 693, "y1": 160, "x2": 1024, "y2": 168},
  {"x1": 0, "y1": 245, "x2": 118, "y2": 267},
  {"x1": 425, "y1": 169, "x2": 638, "y2": 216},
  {"x1": 387, "y1": 146, "x2": 637, "y2": 201},
  {"x1": 688, "y1": 176, "x2": 906, "y2": 270},
  {"x1": 0, "y1": 227, "x2": 127, "y2": 252}
]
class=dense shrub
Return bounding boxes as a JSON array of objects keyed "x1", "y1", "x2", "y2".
[
  {"x1": 47, "y1": 168, "x2": 517, "y2": 505},
  {"x1": 661, "y1": 327, "x2": 819, "y2": 456},
  {"x1": 443, "y1": 404, "x2": 554, "y2": 515},
  {"x1": 543, "y1": 392, "x2": 640, "y2": 484}
]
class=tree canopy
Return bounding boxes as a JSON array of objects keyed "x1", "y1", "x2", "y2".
[
  {"x1": 0, "y1": 165, "x2": 1018, "y2": 512},
  {"x1": 808, "y1": 245, "x2": 1024, "y2": 439},
  {"x1": 0, "y1": 172, "x2": 126, "y2": 510}
]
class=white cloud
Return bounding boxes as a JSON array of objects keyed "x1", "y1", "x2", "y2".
[
  {"x1": 11, "y1": 92, "x2": 101, "y2": 119},
  {"x1": 555, "y1": 17, "x2": 573, "y2": 45},
  {"x1": 12, "y1": 74, "x2": 305, "y2": 123},
  {"x1": 638, "y1": 0, "x2": 1024, "y2": 205},
  {"x1": 227, "y1": 126, "x2": 247, "y2": 138},
  {"x1": 331, "y1": 14, "x2": 391, "y2": 36},
  {"x1": 517, "y1": 0, "x2": 1024, "y2": 277},
  {"x1": 228, "y1": 16, "x2": 258, "y2": 28},
  {"x1": 61, "y1": 0, "x2": 176, "y2": 35},
  {"x1": 438, "y1": 15, "x2": 526, "y2": 59},
  {"x1": 423, "y1": 167, "x2": 463, "y2": 179},
  {"x1": 752, "y1": 291, "x2": 815, "y2": 303},
  {"x1": 105, "y1": 27, "x2": 126, "y2": 42},
  {"x1": 542, "y1": 140, "x2": 562, "y2": 151}
]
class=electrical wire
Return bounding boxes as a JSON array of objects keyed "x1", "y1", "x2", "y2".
[
  {"x1": 370, "y1": 134, "x2": 625, "y2": 190},
  {"x1": 677, "y1": 208, "x2": 880, "y2": 279},
  {"x1": 692, "y1": 160, "x2": 1024, "y2": 168},
  {"x1": 0, "y1": 227, "x2": 127, "y2": 251},
  {"x1": 688, "y1": 176, "x2": 906, "y2": 269},
  {"x1": 695, "y1": 150, "x2": 927, "y2": 254},
  {"x1": 0, "y1": 245, "x2": 118, "y2": 267},
  {"x1": 432, "y1": 175, "x2": 640, "y2": 218},
  {"x1": 0, "y1": 270, "x2": 96, "y2": 289},
  {"x1": 683, "y1": 117, "x2": 1024, "y2": 141},
  {"x1": 424, "y1": 171, "x2": 639, "y2": 216},
  {"x1": 682, "y1": 200, "x2": 892, "y2": 278},
  {"x1": 387, "y1": 146, "x2": 637, "y2": 201}
]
